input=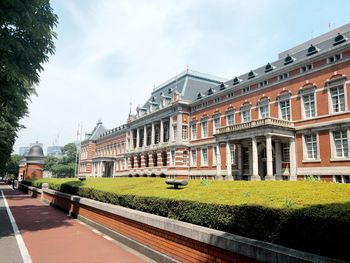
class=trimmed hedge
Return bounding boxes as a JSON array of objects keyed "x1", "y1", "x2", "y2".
[{"x1": 22, "y1": 179, "x2": 350, "y2": 261}]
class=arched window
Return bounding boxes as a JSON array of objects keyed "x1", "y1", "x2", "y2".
[
  {"x1": 284, "y1": 54, "x2": 295, "y2": 65},
  {"x1": 307, "y1": 44, "x2": 319, "y2": 56},
  {"x1": 152, "y1": 152, "x2": 158, "y2": 167},
  {"x1": 264, "y1": 63, "x2": 275, "y2": 73},
  {"x1": 248, "y1": 70, "x2": 257, "y2": 79},
  {"x1": 233, "y1": 77, "x2": 241, "y2": 85},
  {"x1": 144, "y1": 154, "x2": 149, "y2": 167},
  {"x1": 137, "y1": 155, "x2": 141, "y2": 168},
  {"x1": 334, "y1": 33, "x2": 347, "y2": 46},
  {"x1": 183, "y1": 151, "x2": 189, "y2": 166}
]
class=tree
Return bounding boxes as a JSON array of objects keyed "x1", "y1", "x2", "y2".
[
  {"x1": 0, "y1": 1, "x2": 58, "y2": 174},
  {"x1": 44, "y1": 142, "x2": 77, "y2": 177},
  {"x1": 4, "y1": 154, "x2": 21, "y2": 176}
]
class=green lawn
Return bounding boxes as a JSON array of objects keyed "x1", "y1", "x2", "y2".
[{"x1": 26, "y1": 177, "x2": 350, "y2": 209}]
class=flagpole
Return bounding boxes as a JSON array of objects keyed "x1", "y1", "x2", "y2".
[{"x1": 74, "y1": 122, "x2": 80, "y2": 178}]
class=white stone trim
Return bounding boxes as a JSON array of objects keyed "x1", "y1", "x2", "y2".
[
  {"x1": 329, "y1": 128, "x2": 350, "y2": 160},
  {"x1": 302, "y1": 132, "x2": 321, "y2": 162},
  {"x1": 297, "y1": 166, "x2": 350, "y2": 175}
]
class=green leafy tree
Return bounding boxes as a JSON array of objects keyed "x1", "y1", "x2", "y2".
[
  {"x1": 0, "y1": 1, "x2": 58, "y2": 174},
  {"x1": 4, "y1": 154, "x2": 21, "y2": 176},
  {"x1": 45, "y1": 142, "x2": 77, "y2": 177}
]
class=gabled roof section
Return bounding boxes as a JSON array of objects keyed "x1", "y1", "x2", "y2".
[{"x1": 83, "y1": 120, "x2": 107, "y2": 143}]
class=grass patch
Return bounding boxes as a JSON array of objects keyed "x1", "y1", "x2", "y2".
[{"x1": 23, "y1": 178, "x2": 350, "y2": 261}]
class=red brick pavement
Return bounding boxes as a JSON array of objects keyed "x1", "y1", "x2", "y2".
[{"x1": 3, "y1": 187, "x2": 147, "y2": 263}]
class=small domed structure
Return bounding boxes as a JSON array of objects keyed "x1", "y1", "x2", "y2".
[
  {"x1": 27, "y1": 144, "x2": 44, "y2": 157},
  {"x1": 23, "y1": 142, "x2": 45, "y2": 180}
]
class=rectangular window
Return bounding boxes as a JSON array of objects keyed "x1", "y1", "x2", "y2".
[
  {"x1": 191, "y1": 123, "x2": 197, "y2": 140},
  {"x1": 213, "y1": 147, "x2": 217, "y2": 166},
  {"x1": 201, "y1": 148, "x2": 208, "y2": 166},
  {"x1": 230, "y1": 144, "x2": 235, "y2": 164},
  {"x1": 330, "y1": 86, "x2": 345, "y2": 113},
  {"x1": 300, "y1": 64, "x2": 313, "y2": 73},
  {"x1": 333, "y1": 130, "x2": 348, "y2": 157},
  {"x1": 201, "y1": 120, "x2": 208, "y2": 138},
  {"x1": 328, "y1": 54, "x2": 342, "y2": 64},
  {"x1": 182, "y1": 125, "x2": 188, "y2": 141},
  {"x1": 278, "y1": 73, "x2": 289, "y2": 80},
  {"x1": 259, "y1": 103, "x2": 269, "y2": 118},
  {"x1": 226, "y1": 112, "x2": 235, "y2": 126},
  {"x1": 191, "y1": 149, "x2": 197, "y2": 166},
  {"x1": 303, "y1": 93, "x2": 315, "y2": 118},
  {"x1": 171, "y1": 150, "x2": 175, "y2": 165},
  {"x1": 282, "y1": 144, "x2": 290, "y2": 162},
  {"x1": 242, "y1": 87, "x2": 250, "y2": 94},
  {"x1": 242, "y1": 109, "x2": 251, "y2": 123},
  {"x1": 173, "y1": 125, "x2": 177, "y2": 141},
  {"x1": 305, "y1": 134, "x2": 318, "y2": 159},
  {"x1": 280, "y1": 99, "x2": 291, "y2": 120},
  {"x1": 213, "y1": 116, "x2": 220, "y2": 134}
]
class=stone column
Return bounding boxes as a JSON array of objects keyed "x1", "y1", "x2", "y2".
[
  {"x1": 237, "y1": 144, "x2": 242, "y2": 180},
  {"x1": 169, "y1": 117, "x2": 174, "y2": 142},
  {"x1": 275, "y1": 140, "x2": 282, "y2": 180},
  {"x1": 265, "y1": 135, "x2": 274, "y2": 180},
  {"x1": 143, "y1": 126, "x2": 147, "y2": 148},
  {"x1": 226, "y1": 142, "x2": 233, "y2": 180},
  {"x1": 289, "y1": 137, "x2": 297, "y2": 181},
  {"x1": 151, "y1": 122, "x2": 155, "y2": 146},
  {"x1": 177, "y1": 113, "x2": 182, "y2": 143},
  {"x1": 160, "y1": 120, "x2": 164, "y2": 143},
  {"x1": 251, "y1": 137, "x2": 260, "y2": 180},
  {"x1": 136, "y1": 128, "x2": 140, "y2": 148},
  {"x1": 215, "y1": 144, "x2": 222, "y2": 180}
]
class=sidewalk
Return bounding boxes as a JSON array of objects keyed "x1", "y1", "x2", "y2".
[{"x1": 0, "y1": 183, "x2": 148, "y2": 263}]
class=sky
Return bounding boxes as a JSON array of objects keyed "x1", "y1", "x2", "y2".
[{"x1": 14, "y1": 0, "x2": 350, "y2": 153}]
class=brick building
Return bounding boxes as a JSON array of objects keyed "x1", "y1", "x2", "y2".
[{"x1": 79, "y1": 24, "x2": 350, "y2": 183}]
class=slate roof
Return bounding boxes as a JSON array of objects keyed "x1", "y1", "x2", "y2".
[
  {"x1": 141, "y1": 70, "x2": 227, "y2": 110},
  {"x1": 195, "y1": 25, "x2": 350, "y2": 102}
]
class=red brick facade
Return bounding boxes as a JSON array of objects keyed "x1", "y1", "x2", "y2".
[{"x1": 79, "y1": 27, "x2": 350, "y2": 183}]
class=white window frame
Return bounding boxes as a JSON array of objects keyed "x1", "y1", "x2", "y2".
[
  {"x1": 191, "y1": 149, "x2": 197, "y2": 166},
  {"x1": 230, "y1": 144, "x2": 236, "y2": 165},
  {"x1": 182, "y1": 125, "x2": 188, "y2": 141},
  {"x1": 212, "y1": 146, "x2": 217, "y2": 166},
  {"x1": 226, "y1": 111, "x2": 235, "y2": 126},
  {"x1": 213, "y1": 115, "x2": 221, "y2": 134},
  {"x1": 241, "y1": 107, "x2": 251, "y2": 123},
  {"x1": 301, "y1": 88, "x2": 317, "y2": 119},
  {"x1": 191, "y1": 122, "x2": 197, "y2": 140},
  {"x1": 258, "y1": 100, "x2": 270, "y2": 119},
  {"x1": 278, "y1": 95, "x2": 292, "y2": 121},
  {"x1": 201, "y1": 147, "x2": 208, "y2": 166},
  {"x1": 330, "y1": 129, "x2": 350, "y2": 161},
  {"x1": 171, "y1": 149, "x2": 176, "y2": 166},
  {"x1": 302, "y1": 133, "x2": 320, "y2": 162},
  {"x1": 328, "y1": 84, "x2": 347, "y2": 114},
  {"x1": 201, "y1": 119, "x2": 208, "y2": 138}
]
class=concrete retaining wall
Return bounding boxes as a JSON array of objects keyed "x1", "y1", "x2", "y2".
[{"x1": 19, "y1": 184, "x2": 342, "y2": 263}]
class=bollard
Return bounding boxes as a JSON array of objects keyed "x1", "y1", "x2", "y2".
[{"x1": 41, "y1": 183, "x2": 49, "y2": 201}]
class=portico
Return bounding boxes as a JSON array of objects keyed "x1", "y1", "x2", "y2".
[{"x1": 215, "y1": 117, "x2": 296, "y2": 181}]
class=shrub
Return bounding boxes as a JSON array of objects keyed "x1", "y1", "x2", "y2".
[{"x1": 21, "y1": 178, "x2": 350, "y2": 261}]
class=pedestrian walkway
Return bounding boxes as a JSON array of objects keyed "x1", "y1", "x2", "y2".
[{"x1": 0, "y1": 183, "x2": 148, "y2": 263}]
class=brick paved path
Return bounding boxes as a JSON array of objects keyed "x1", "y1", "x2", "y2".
[{"x1": 0, "y1": 183, "x2": 148, "y2": 263}]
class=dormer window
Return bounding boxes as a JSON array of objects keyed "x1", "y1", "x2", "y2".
[
  {"x1": 197, "y1": 92, "x2": 202, "y2": 100},
  {"x1": 232, "y1": 77, "x2": 241, "y2": 85},
  {"x1": 334, "y1": 33, "x2": 347, "y2": 46},
  {"x1": 207, "y1": 88, "x2": 214, "y2": 95},
  {"x1": 220, "y1": 82, "x2": 226, "y2": 90},
  {"x1": 284, "y1": 54, "x2": 295, "y2": 65},
  {"x1": 307, "y1": 44, "x2": 320, "y2": 56},
  {"x1": 168, "y1": 88, "x2": 173, "y2": 94},
  {"x1": 264, "y1": 63, "x2": 275, "y2": 73},
  {"x1": 248, "y1": 70, "x2": 257, "y2": 79}
]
